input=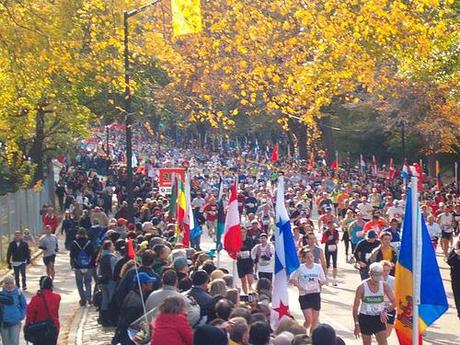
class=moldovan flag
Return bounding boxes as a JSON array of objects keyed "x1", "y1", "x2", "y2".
[
  {"x1": 182, "y1": 174, "x2": 195, "y2": 246},
  {"x1": 271, "y1": 176, "x2": 300, "y2": 328},
  {"x1": 171, "y1": 0, "x2": 202, "y2": 36},
  {"x1": 175, "y1": 177, "x2": 186, "y2": 239},
  {"x1": 223, "y1": 180, "x2": 242, "y2": 259},
  {"x1": 394, "y1": 185, "x2": 448, "y2": 345}
]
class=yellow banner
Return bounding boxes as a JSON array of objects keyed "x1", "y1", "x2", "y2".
[{"x1": 171, "y1": 0, "x2": 202, "y2": 36}]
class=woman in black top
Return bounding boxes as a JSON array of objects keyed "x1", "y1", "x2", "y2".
[
  {"x1": 237, "y1": 227, "x2": 257, "y2": 294},
  {"x1": 447, "y1": 239, "x2": 460, "y2": 320}
]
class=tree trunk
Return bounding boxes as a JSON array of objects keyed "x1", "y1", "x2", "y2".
[
  {"x1": 29, "y1": 108, "x2": 46, "y2": 182},
  {"x1": 319, "y1": 116, "x2": 336, "y2": 164},
  {"x1": 288, "y1": 117, "x2": 308, "y2": 160}
]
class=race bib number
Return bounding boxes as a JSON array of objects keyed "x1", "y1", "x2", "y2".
[
  {"x1": 239, "y1": 251, "x2": 250, "y2": 259},
  {"x1": 327, "y1": 244, "x2": 337, "y2": 252}
]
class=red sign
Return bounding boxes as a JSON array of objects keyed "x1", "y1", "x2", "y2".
[{"x1": 159, "y1": 168, "x2": 186, "y2": 187}]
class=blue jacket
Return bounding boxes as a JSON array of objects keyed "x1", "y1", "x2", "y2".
[{"x1": 0, "y1": 288, "x2": 27, "y2": 324}]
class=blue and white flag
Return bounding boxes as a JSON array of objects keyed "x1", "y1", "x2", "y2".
[
  {"x1": 271, "y1": 176, "x2": 300, "y2": 327},
  {"x1": 401, "y1": 162, "x2": 410, "y2": 181}
]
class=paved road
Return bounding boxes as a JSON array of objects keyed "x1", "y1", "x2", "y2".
[
  {"x1": 69, "y1": 226, "x2": 460, "y2": 345},
  {"x1": 9, "y1": 237, "x2": 80, "y2": 345}
]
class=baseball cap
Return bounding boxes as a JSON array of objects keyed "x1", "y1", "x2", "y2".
[
  {"x1": 134, "y1": 272, "x2": 157, "y2": 285},
  {"x1": 366, "y1": 230, "x2": 377, "y2": 239},
  {"x1": 117, "y1": 218, "x2": 128, "y2": 226}
]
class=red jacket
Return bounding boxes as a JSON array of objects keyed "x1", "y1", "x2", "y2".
[
  {"x1": 25, "y1": 289, "x2": 61, "y2": 332},
  {"x1": 150, "y1": 313, "x2": 193, "y2": 345},
  {"x1": 43, "y1": 214, "x2": 58, "y2": 231}
]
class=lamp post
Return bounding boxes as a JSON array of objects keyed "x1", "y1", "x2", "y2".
[{"x1": 124, "y1": 1, "x2": 158, "y2": 222}]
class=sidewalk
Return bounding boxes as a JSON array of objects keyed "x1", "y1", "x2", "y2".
[{"x1": 15, "y1": 238, "x2": 80, "y2": 345}]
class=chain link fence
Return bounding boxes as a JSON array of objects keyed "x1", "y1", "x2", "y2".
[{"x1": 0, "y1": 168, "x2": 55, "y2": 261}]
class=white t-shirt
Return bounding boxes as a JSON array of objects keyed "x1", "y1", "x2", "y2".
[
  {"x1": 357, "y1": 203, "x2": 374, "y2": 220},
  {"x1": 192, "y1": 197, "x2": 205, "y2": 213},
  {"x1": 290, "y1": 263, "x2": 326, "y2": 295},
  {"x1": 251, "y1": 243, "x2": 274, "y2": 273},
  {"x1": 438, "y1": 213, "x2": 454, "y2": 232}
]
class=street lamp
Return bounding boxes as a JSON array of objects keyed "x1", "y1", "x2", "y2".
[{"x1": 124, "y1": 1, "x2": 159, "y2": 222}]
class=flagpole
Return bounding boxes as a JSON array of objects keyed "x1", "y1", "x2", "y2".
[
  {"x1": 455, "y1": 162, "x2": 458, "y2": 193},
  {"x1": 411, "y1": 176, "x2": 421, "y2": 345}
]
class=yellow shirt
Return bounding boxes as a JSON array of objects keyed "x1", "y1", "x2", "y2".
[{"x1": 382, "y1": 246, "x2": 393, "y2": 261}]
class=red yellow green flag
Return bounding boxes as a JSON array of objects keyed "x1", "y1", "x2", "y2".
[
  {"x1": 175, "y1": 178, "x2": 186, "y2": 239},
  {"x1": 171, "y1": 0, "x2": 202, "y2": 36}
]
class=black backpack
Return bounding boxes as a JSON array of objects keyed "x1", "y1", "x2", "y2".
[{"x1": 98, "y1": 254, "x2": 113, "y2": 284}]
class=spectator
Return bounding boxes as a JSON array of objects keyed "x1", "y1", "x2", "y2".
[
  {"x1": 61, "y1": 211, "x2": 77, "y2": 250},
  {"x1": 209, "y1": 278, "x2": 227, "y2": 297},
  {"x1": 229, "y1": 316, "x2": 249, "y2": 345},
  {"x1": 6, "y1": 230, "x2": 31, "y2": 290},
  {"x1": 150, "y1": 296, "x2": 193, "y2": 345},
  {"x1": 25, "y1": 276, "x2": 61, "y2": 345},
  {"x1": 70, "y1": 228, "x2": 96, "y2": 306},
  {"x1": 113, "y1": 272, "x2": 157, "y2": 345},
  {"x1": 311, "y1": 323, "x2": 336, "y2": 345},
  {"x1": 194, "y1": 324, "x2": 228, "y2": 345},
  {"x1": 187, "y1": 270, "x2": 214, "y2": 321},
  {"x1": 42, "y1": 207, "x2": 58, "y2": 234},
  {"x1": 447, "y1": 239, "x2": 460, "y2": 320},
  {"x1": 249, "y1": 321, "x2": 271, "y2": 345},
  {"x1": 97, "y1": 240, "x2": 118, "y2": 327},
  {"x1": 0, "y1": 275, "x2": 27, "y2": 345}
]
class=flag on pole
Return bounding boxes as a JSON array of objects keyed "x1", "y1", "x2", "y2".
[
  {"x1": 330, "y1": 160, "x2": 338, "y2": 170},
  {"x1": 387, "y1": 158, "x2": 395, "y2": 181},
  {"x1": 223, "y1": 180, "x2": 242, "y2": 259},
  {"x1": 271, "y1": 175, "x2": 300, "y2": 326},
  {"x1": 372, "y1": 155, "x2": 377, "y2": 175},
  {"x1": 175, "y1": 177, "x2": 186, "y2": 240},
  {"x1": 360, "y1": 154, "x2": 366, "y2": 171},
  {"x1": 401, "y1": 161, "x2": 410, "y2": 182},
  {"x1": 394, "y1": 181, "x2": 448, "y2": 345},
  {"x1": 216, "y1": 178, "x2": 226, "y2": 250},
  {"x1": 168, "y1": 173, "x2": 178, "y2": 220},
  {"x1": 435, "y1": 160, "x2": 441, "y2": 190},
  {"x1": 255, "y1": 139, "x2": 260, "y2": 160},
  {"x1": 126, "y1": 238, "x2": 136, "y2": 260},
  {"x1": 271, "y1": 144, "x2": 279, "y2": 163},
  {"x1": 182, "y1": 174, "x2": 195, "y2": 246},
  {"x1": 308, "y1": 151, "x2": 315, "y2": 171},
  {"x1": 171, "y1": 0, "x2": 202, "y2": 36}
]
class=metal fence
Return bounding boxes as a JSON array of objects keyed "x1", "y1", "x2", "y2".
[{"x1": 0, "y1": 169, "x2": 55, "y2": 261}]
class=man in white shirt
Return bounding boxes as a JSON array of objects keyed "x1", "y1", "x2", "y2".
[
  {"x1": 357, "y1": 197, "x2": 374, "y2": 222},
  {"x1": 438, "y1": 205, "x2": 454, "y2": 258}
]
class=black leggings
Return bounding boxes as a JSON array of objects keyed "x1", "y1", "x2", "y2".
[{"x1": 325, "y1": 250, "x2": 338, "y2": 268}]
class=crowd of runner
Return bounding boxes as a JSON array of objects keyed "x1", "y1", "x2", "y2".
[{"x1": 2, "y1": 138, "x2": 460, "y2": 345}]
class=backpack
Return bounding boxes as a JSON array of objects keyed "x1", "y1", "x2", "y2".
[{"x1": 74, "y1": 240, "x2": 91, "y2": 268}]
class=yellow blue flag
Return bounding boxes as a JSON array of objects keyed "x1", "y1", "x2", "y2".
[
  {"x1": 171, "y1": 0, "x2": 202, "y2": 36},
  {"x1": 394, "y1": 186, "x2": 448, "y2": 345}
]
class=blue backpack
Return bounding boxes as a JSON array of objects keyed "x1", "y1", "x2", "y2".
[{"x1": 74, "y1": 241, "x2": 91, "y2": 267}]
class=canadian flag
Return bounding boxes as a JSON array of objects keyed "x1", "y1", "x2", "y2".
[{"x1": 223, "y1": 180, "x2": 243, "y2": 259}]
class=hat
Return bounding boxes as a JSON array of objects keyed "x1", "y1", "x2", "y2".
[
  {"x1": 259, "y1": 233, "x2": 268, "y2": 238},
  {"x1": 134, "y1": 272, "x2": 157, "y2": 285},
  {"x1": 174, "y1": 257, "x2": 188, "y2": 270},
  {"x1": 369, "y1": 262, "x2": 383, "y2": 275},
  {"x1": 117, "y1": 218, "x2": 128, "y2": 226},
  {"x1": 366, "y1": 230, "x2": 377, "y2": 239},
  {"x1": 192, "y1": 270, "x2": 209, "y2": 286},
  {"x1": 311, "y1": 323, "x2": 336, "y2": 345},
  {"x1": 194, "y1": 325, "x2": 228, "y2": 345}
]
